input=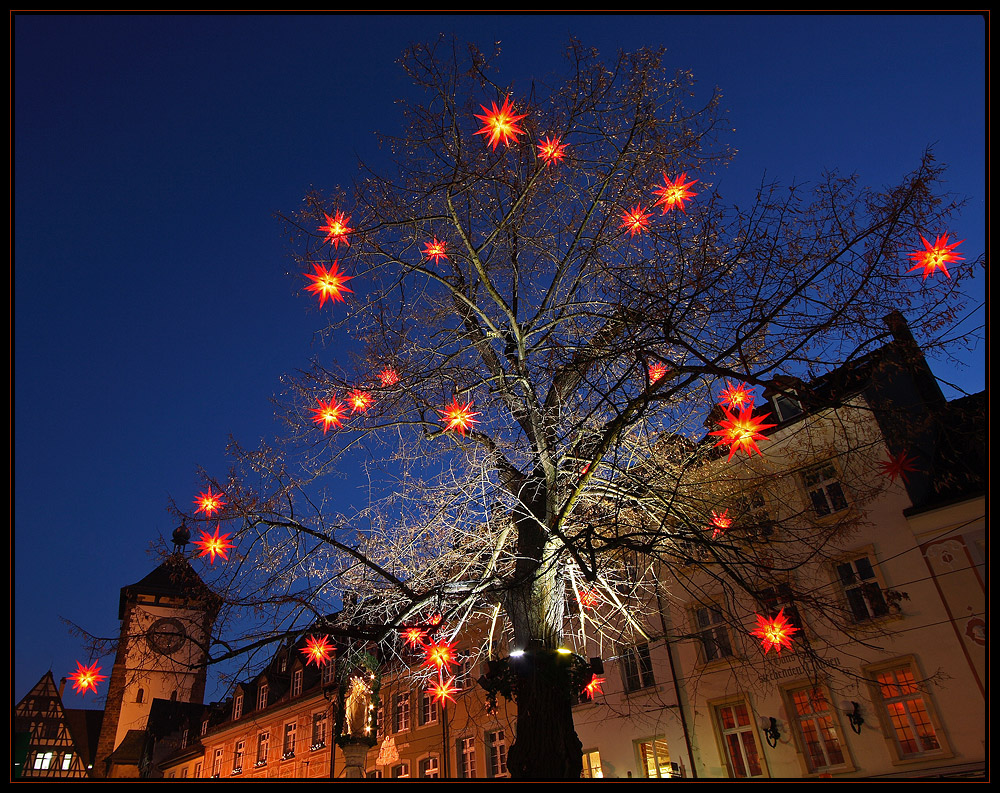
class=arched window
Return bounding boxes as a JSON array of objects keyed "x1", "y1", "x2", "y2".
[{"x1": 136, "y1": 688, "x2": 144, "y2": 704}]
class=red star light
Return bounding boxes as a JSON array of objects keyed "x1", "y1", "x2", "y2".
[
  {"x1": 312, "y1": 398, "x2": 345, "y2": 433},
  {"x1": 428, "y1": 677, "x2": 459, "y2": 705},
  {"x1": 537, "y1": 136, "x2": 568, "y2": 165},
  {"x1": 474, "y1": 96, "x2": 527, "y2": 150},
  {"x1": 193, "y1": 525, "x2": 235, "y2": 564},
  {"x1": 583, "y1": 674, "x2": 605, "y2": 700},
  {"x1": 439, "y1": 397, "x2": 479, "y2": 435},
  {"x1": 347, "y1": 389, "x2": 372, "y2": 413},
  {"x1": 68, "y1": 661, "x2": 106, "y2": 696},
  {"x1": 301, "y1": 635, "x2": 335, "y2": 667},
  {"x1": 303, "y1": 262, "x2": 353, "y2": 307},
  {"x1": 401, "y1": 626, "x2": 427, "y2": 649},
  {"x1": 652, "y1": 172, "x2": 698, "y2": 213},
  {"x1": 423, "y1": 237, "x2": 449, "y2": 264},
  {"x1": 378, "y1": 367, "x2": 399, "y2": 387},
  {"x1": 620, "y1": 205, "x2": 652, "y2": 237},
  {"x1": 752, "y1": 608, "x2": 799, "y2": 655},
  {"x1": 648, "y1": 362, "x2": 669, "y2": 383},
  {"x1": 707, "y1": 509, "x2": 732, "y2": 539},
  {"x1": 194, "y1": 486, "x2": 227, "y2": 517},
  {"x1": 881, "y1": 450, "x2": 919, "y2": 484},
  {"x1": 319, "y1": 210, "x2": 352, "y2": 249},
  {"x1": 422, "y1": 640, "x2": 457, "y2": 673},
  {"x1": 709, "y1": 406, "x2": 777, "y2": 460},
  {"x1": 906, "y1": 234, "x2": 963, "y2": 279},
  {"x1": 718, "y1": 380, "x2": 755, "y2": 411},
  {"x1": 427, "y1": 613, "x2": 444, "y2": 627},
  {"x1": 578, "y1": 588, "x2": 601, "y2": 610}
]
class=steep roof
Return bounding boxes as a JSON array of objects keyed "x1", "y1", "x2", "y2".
[{"x1": 118, "y1": 554, "x2": 220, "y2": 619}]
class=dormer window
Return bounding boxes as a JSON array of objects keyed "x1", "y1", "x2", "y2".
[
  {"x1": 772, "y1": 391, "x2": 803, "y2": 422},
  {"x1": 233, "y1": 692, "x2": 244, "y2": 721},
  {"x1": 258, "y1": 683, "x2": 269, "y2": 711},
  {"x1": 201, "y1": 719, "x2": 209, "y2": 736},
  {"x1": 292, "y1": 668, "x2": 303, "y2": 697}
]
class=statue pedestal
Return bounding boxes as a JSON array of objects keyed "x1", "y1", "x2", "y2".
[{"x1": 339, "y1": 741, "x2": 369, "y2": 779}]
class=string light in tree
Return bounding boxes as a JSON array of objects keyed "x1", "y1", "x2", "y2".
[
  {"x1": 620, "y1": 205, "x2": 652, "y2": 237},
  {"x1": 301, "y1": 635, "x2": 335, "y2": 667},
  {"x1": 194, "y1": 486, "x2": 226, "y2": 517},
  {"x1": 347, "y1": 389, "x2": 372, "y2": 413},
  {"x1": 439, "y1": 397, "x2": 479, "y2": 435},
  {"x1": 881, "y1": 450, "x2": 919, "y2": 484},
  {"x1": 707, "y1": 509, "x2": 732, "y2": 539},
  {"x1": 193, "y1": 525, "x2": 235, "y2": 563},
  {"x1": 709, "y1": 406, "x2": 777, "y2": 460},
  {"x1": 303, "y1": 262, "x2": 353, "y2": 307},
  {"x1": 423, "y1": 238, "x2": 449, "y2": 264},
  {"x1": 312, "y1": 398, "x2": 345, "y2": 433},
  {"x1": 652, "y1": 172, "x2": 698, "y2": 213},
  {"x1": 474, "y1": 96, "x2": 527, "y2": 150},
  {"x1": 717, "y1": 380, "x2": 755, "y2": 411},
  {"x1": 753, "y1": 608, "x2": 798, "y2": 655},
  {"x1": 319, "y1": 210, "x2": 352, "y2": 249},
  {"x1": 68, "y1": 661, "x2": 106, "y2": 695},
  {"x1": 906, "y1": 234, "x2": 963, "y2": 279},
  {"x1": 583, "y1": 674, "x2": 605, "y2": 700},
  {"x1": 537, "y1": 136, "x2": 568, "y2": 165},
  {"x1": 378, "y1": 367, "x2": 399, "y2": 387}
]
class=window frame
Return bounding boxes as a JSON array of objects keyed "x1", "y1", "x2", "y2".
[
  {"x1": 393, "y1": 690, "x2": 411, "y2": 733},
  {"x1": 232, "y1": 739, "x2": 245, "y2": 774},
  {"x1": 692, "y1": 603, "x2": 735, "y2": 664},
  {"x1": 620, "y1": 642, "x2": 656, "y2": 692},
  {"x1": 801, "y1": 462, "x2": 849, "y2": 518},
  {"x1": 257, "y1": 682, "x2": 269, "y2": 711},
  {"x1": 283, "y1": 720, "x2": 297, "y2": 758},
  {"x1": 311, "y1": 711, "x2": 328, "y2": 750},
  {"x1": 486, "y1": 729, "x2": 509, "y2": 778},
  {"x1": 418, "y1": 754, "x2": 440, "y2": 778},
  {"x1": 781, "y1": 682, "x2": 854, "y2": 775},
  {"x1": 634, "y1": 736, "x2": 673, "y2": 778},
  {"x1": 420, "y1": 687, "x2": 439, "y2": 726},
  {"x1": 232, "y1": 691, "x2": 243, "y2": 721},
  {"x1": 256, "y1": 732, "x2": 269, "y2": 766},
  {"x1": 457, "y1": 736, "x2": 477, "y2": 779},
  {"x1": 581, "y1": 749, "x2": 603, "y2": 779},
  {"x1": 834, "y1": 549, "x2": 892, "y2": 624},
  {"x1": 710, "y1": 696, "x2": 769, "y2": 779},
  {"x1": 292, "y1": 667, "x2": 303, "y2": 697}
]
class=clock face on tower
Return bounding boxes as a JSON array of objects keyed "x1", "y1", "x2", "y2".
[{"x1": 146, "y1": 617, "x2": 187, "y2": 655}]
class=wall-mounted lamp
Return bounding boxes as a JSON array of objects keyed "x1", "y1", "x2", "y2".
[
  {"x1": 842, "y1": 700, "x2": 864, "y2": 734},
  {"x1": 760, "y1": 716, "x2": 780, "y2": 748}
]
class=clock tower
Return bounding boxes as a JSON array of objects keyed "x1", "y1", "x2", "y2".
[{"x1": 93, "y1": 553, "x2": 220, "y2": 778}]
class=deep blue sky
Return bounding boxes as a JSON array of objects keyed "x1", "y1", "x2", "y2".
[{"x1": 13, "y1": 14, "x2": 986, "y2": 705}]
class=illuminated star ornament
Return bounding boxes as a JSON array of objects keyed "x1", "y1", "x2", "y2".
[
  {"x1": 423, "y1": 238, "x2": 449, "y2": 264},
  {"x1": 194, "y1": 486, "x2": 227, "y2": 517},
  {"x1": 319, "y1": 210, "x2": 352, "y2": 249},
  {"x1": 347, "y1": 389, "x2": 372, "y2": 413},
  {"x1": 301, "y1": 635, "x2": 335, "y2": 667},
  {"x1": 753, "y1": 608, "x2": 799, "y2": 655},
  {"x1": 474, "y1": 96, "x2": 527, "y2": 150},
  {"x1": 68, "y1": 661, "x2": 107, "y2": 695},
  {"x1": 653, "y1": 172, "x2": 698, "y2": 213},
  {"x1": 303, "y1": 262, "x2": 353, "y2": 307},
  {"x1": 707, "y1": 509, "x2": 732, "y2": 540},
  {"x1": 378, "y1": 367, "x2": 399, "y2": 387},
  {"x1": 428, "y1": 677, "x2": 459, "y2": 705},
  {"x1": 583, "y1": 674, "x2": 605, "y2": 700},
  {"x1": 422, "y1": 640, "x2": 457, "y2": 673},
  {"x1": 648, "y1": 361, "x2": 669, "y2": 383},
  {"x1": 578, "y1": 588, "x2": 601, "y2": 610},
  {"x1": 906, "y1": 234, "x2": 964, "y2": 279},
  {"x1": 620, "y1": 205, "x2": 652, "y2": 237},
  {"x1": 537, "y1": 136, "x2": 568, "y2": 165},
  {"x1": 401, "y1": 626, "x2": 427, "y2": 649},
  {"x1": 312, "y1": 398, "x2": 345, "y2": 433},
  {"x1": 718, "y1": 380, "x2": 755, "y2": 411},
  {"x1": 709, "y1": 406, "x2": 777, "y2": 460},
  {"x1": 439, "y1": 397, "x2": 479, "y2": 436},
  {"x1": 193, "y1": 525, "x2": 235, "y2": 563},
  {"x1": 881, "y1": 450, "x2": 919, "y2": 484}
]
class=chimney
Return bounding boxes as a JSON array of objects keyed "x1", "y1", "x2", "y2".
[{"x1": 59, "y1": 677, "x2": 67, "y2": 701}]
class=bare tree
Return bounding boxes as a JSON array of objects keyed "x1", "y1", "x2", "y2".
[{"x1": 178, "y1": 39, "x2": 975, "y2": 778}]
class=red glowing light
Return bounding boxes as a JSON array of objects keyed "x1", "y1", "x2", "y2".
[
  {"x1": 301, "y1": 635, "x2": 335, "y2": 667},
  {"x1": 378, "y1": 367, "x2": 399, "y2": 387},
  {"x1": 193, "y1": 525, "x2": 234, "y2": 564},
  {"x1": 578, "y1": 588, "x2": 601, "y2": 609},
  {"x1": 906, "y1": 234, "x2": 963, "y2": 280},
  {"x1": 753, "y1": 608, "x2": 798, "y2": 655},
  {"x1": 653, "y1": 172, "x2": 698, "y2": 214},
  {"x1": 620, "y1": 205, "x2": 652, "y2": 237},
  {"x1": 312, "y1": 398, "x2": 345, "y2": 433},
  {"x1": 194, "y1": 486, "x2": 227, "y2": 517},
  {"x1": 422, "y1": 640, "x2": 457, "y2": 673},
  {"x1": 346, "y1": 389, "x2": 372, "y2": 413},
  {"x1": 401, "y1": 626, "x2": 427, "y2": 649},
  {"x1": 304, "y1": 261, "x2": 353, "y2": 307},
  {"x1": 537, "y1": 136, "x2": 568, "y2": 165},
  {"x1": 718, "y1": 380, "x2": 754, "y2": 411},
  {"x1": 881, "y1": 450, "x2": 919, "y2": 484},
  {"x1": 709, "y1": 406, "x2": 777, "y2": 460},
  {"x1": 474, "y1": 96, "x2": 527, "y2": 150},
  {"x1": 439, "y1": 397, "x2": 479, "y2": 436},
  {"x1": 427, "y1": 613, "x2": 444, "y2": 627},
  {"x1": 319, "y1": 210, "x2": 352, "y2": 249},
  {"x1": 68, "y1": 661, "x2": 106, "y2": 695},
  {"x1": 583, "y1": 674, "x2": 605, "y2": 700},
  {"x1": 428, "y1": 677, "x2": 459, "y2": 705},
  {"x1": 423, "y1": 238, "x2": 449, "y2": 264},
  {"x1": 707, "y1": 509, "x2": 732, "y2": 539},
  {"x1": 649, "y1": 362, "x2": 669, "y2": 383}
]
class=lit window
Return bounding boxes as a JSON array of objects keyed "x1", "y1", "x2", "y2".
[
  {"x1": 420, "y1": 688, "x2": 439, "y2": 726},
  {"x1": 872, "y1": 664, "x2": 942, "y2": 758},
  {"x1": 487, "y1": 730, "x2": 509, "y2": 778},
  {"x1": 788, "y1": 687, "x2": 847, "y2": 772},
  {"x1": 233, "y1": 692, "x2": 243, "y2": 721},
  {"x1": 257, "y1": 683, "x2": 269, "y2": 711},
  {"x1": 33, "y1": 751, "x2": 52, "y2": 770},
  {"x1": 636, "y1": 737, "x2": 672, "y2": 778},
  {"x1": 283, "y1": 722, "x2": 297, "y2": 758},
  {"x1": 292, "y1": 668, "x2": 303, "y2": 698},
  {"x1": 392, "y1": 763, "x2": 410, "y2": 778},
  {"x1": 233, "y1": 740, "x2": 245, "y2": 774},
  {"x1": 394, "y1": 692, "x2": 411, "y2": 732},
  {"x1": 61, "y1": 753, "x2": 73, "y2": 771},
  {"x1": 802, "y1": 464, "x2": 848, "y2": 517},
  {"x1": 419, "y1": 756, "x2": 439, "y2": 778},
  {"x1": 620, "y1": 643, "x2": 655, "y2": 692},
  {"x1": 256, "y1": 732, "x2": 269, "y2": 766},
  {"x1": 581, "y1": 750, "x2": 603, "y2": 778},
  {"x1": 695, "y1": 606, "x2": 734, "y2": 662},
  {"x1": 458, "y1": 736, "x2": 477, "y2": 778},
  {"x1": 716, "y1": 701, "x2": 765, "y2": 778},
  {"x1": 311, "y1": 712, "x2": 327, "y2": 749},
  {"x1": 212, "y1": 748, "x2": 223, "y2": 778},
  {"x1": 837, "y1": 555, "x2": 889, "y2": 622}
]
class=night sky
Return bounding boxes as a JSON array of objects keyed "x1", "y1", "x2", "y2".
[{"x1": 13, "y1": 14, "x2": 986, "y2": 706}]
